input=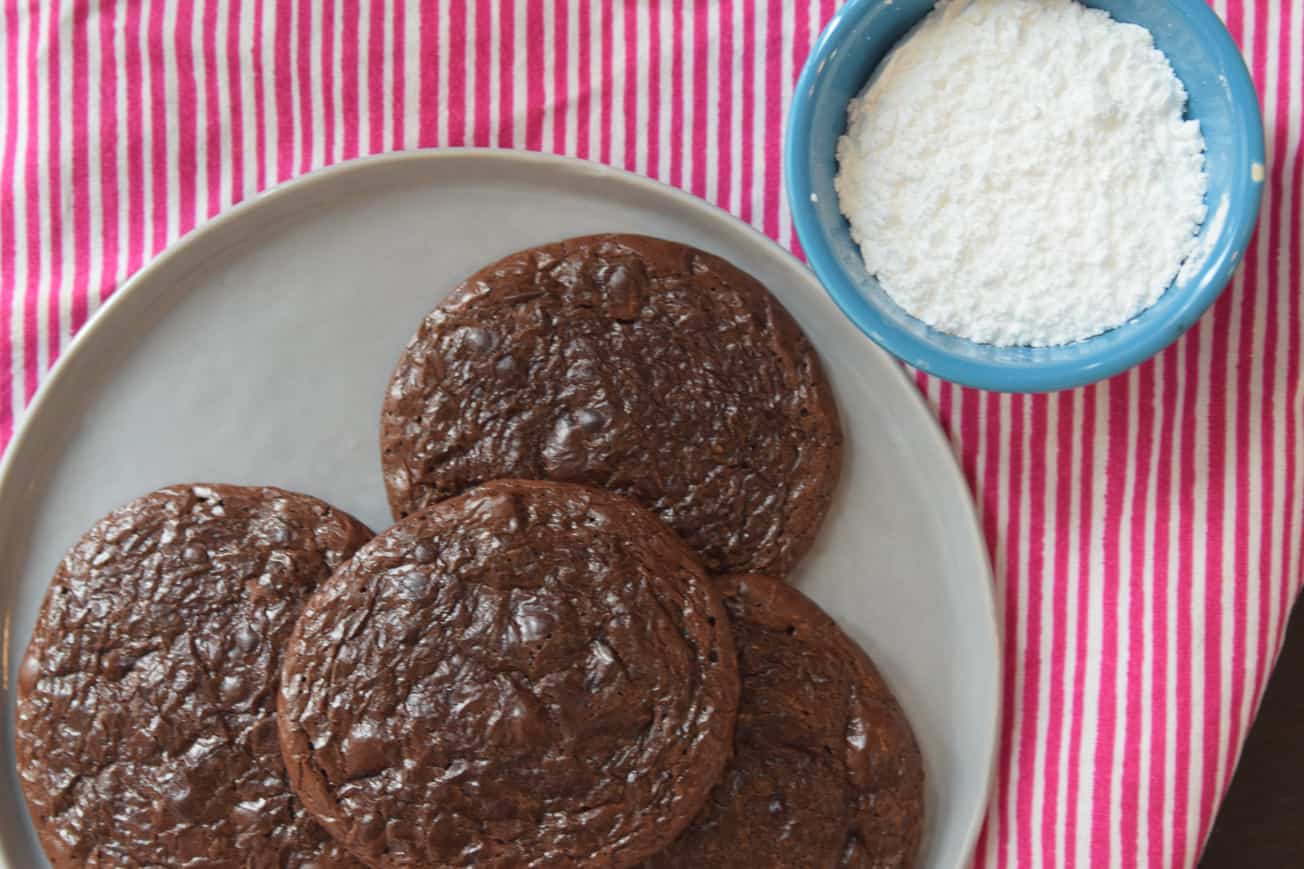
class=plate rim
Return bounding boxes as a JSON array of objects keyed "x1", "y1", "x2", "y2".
[{"x1": 0, "y1": 147, "x2": 1000, "y2": 868}]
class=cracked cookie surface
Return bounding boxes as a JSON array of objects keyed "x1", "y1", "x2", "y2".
[
  {"x1": 646, "y1": 574, "x2": 924, "y2": 869},
  {"x1": 380, "y1": 233, "x2": 842, "y2": 577},
  {"x1": 277, "y1": 479, "x2": 740, "y2": 868},
  {"x1": 15, "y1": 484, "x2": 373, "y2": 869}
]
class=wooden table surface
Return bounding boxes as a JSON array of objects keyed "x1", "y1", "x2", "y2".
[{"x1": 1200, "y1": 598, "x2": 1304, "y2": 866}]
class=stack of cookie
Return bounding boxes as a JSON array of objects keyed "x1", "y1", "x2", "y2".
[{"x1": 15, "y1": 235, "x2": 924, "y2": 867}]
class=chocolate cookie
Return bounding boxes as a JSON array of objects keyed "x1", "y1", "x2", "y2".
[
  {"x1": 15, "y1": 484, "x2": 373, "y2": 869},
  {"x1": 380, "y1": 233, "x2": 842, "y2": 577},
  {"x1": 648, "y1": 574, "x2": 924, "y2": 868},
  {"x1": 277, "y1": 479, "x2": 740, "y2": 868}
]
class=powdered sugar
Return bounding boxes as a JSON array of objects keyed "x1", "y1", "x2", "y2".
[{"x1": 834, "y1": 0, "x2": 1208, "y2": 347}]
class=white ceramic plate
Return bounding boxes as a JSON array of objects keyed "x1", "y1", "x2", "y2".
[{"x1": 0, "y1": 150, "x2": 997, "y2": 868}]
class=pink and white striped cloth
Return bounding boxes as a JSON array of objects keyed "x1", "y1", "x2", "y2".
[{"x1": 1, "y1": 1, "x2": 1301, "y2": 866}]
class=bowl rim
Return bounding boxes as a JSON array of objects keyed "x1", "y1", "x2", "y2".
[{"x1": 785, "y1": 0, "x2": 1267, "y2": 393}]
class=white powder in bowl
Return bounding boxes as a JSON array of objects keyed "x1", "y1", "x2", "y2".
[{"x1": 834, "y1": 0, "x2": 1208, "y2": 347}]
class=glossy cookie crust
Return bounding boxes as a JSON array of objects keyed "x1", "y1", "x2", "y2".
[
  {"x1": 380, "y1": 233, "x2": 842, "y2": 577},
  {"x1": 278, "y1": 480, "x2": 740, "y2": 868},
  {"x1": 647, "y1": 574, "x2": 925, "y2": 869},
  {"x1": 14, "y1": 484, "x2": 373, "y2": 869}
]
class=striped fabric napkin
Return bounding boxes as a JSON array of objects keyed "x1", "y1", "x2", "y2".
[{"x1": 1, "y1": 1, "x2": 1300, "y2": 867}]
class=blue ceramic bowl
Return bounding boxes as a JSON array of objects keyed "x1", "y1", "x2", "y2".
[{"x1": 786, "y1": 0, "x2": 1265, "y2": 393}]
